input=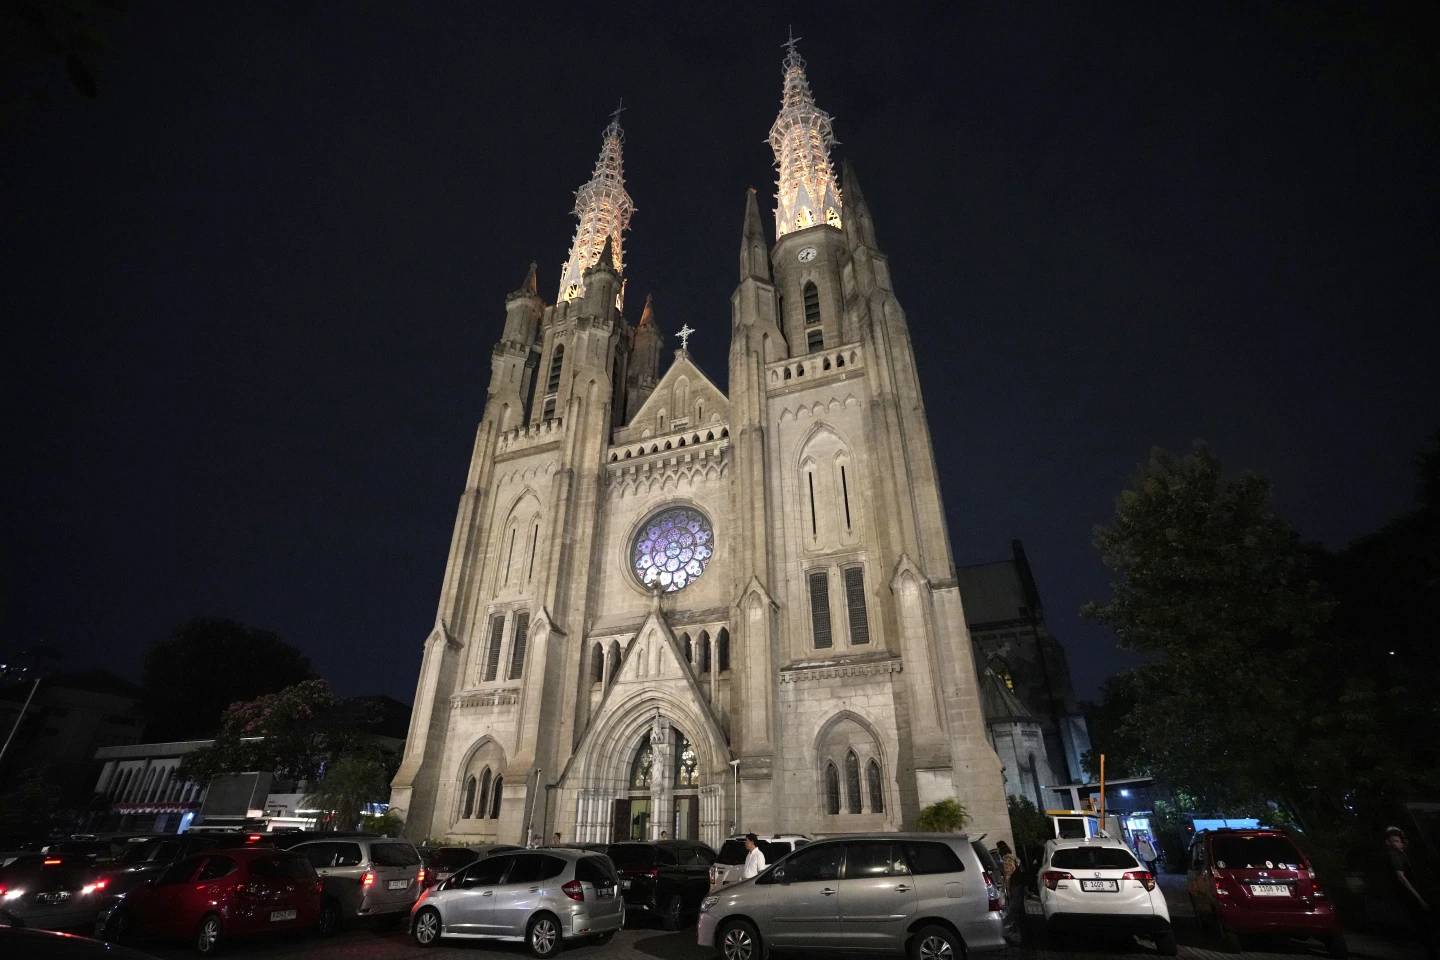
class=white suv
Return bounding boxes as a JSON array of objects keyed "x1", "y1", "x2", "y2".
[
  {"x1": 708, "y1": 835, "x2": 810, "y2": 889},
  {"x1": 1038, "y1": 836, "x2": 1176, "y2": 955}
]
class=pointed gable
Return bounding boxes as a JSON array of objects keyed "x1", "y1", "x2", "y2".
[{"x1": 615, "y1": 350, "x2": 729, "y2": 441}]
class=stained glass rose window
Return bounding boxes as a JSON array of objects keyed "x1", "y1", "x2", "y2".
[{"x1": 632, "y1": 507, "x2": 713, "y2": 592}]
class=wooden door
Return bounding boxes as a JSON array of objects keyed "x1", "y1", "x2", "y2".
[{"x1": 612, "y1": 799, "x2": 631, "y2": 841}]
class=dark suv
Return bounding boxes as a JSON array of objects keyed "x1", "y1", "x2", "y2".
[
  {"x1": 607, "y1": 840, "x2": 715, "y2": 929},
  {"x1": 1186, "y1": 829, "x2": 1345, "y2": 956}
]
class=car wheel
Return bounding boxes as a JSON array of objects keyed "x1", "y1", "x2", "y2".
[
  {"x1": 317, "y1": 898, "x2": 341, "y2": 936},
  {"x1": 1325, "y1": 933, "x2": 1349, "y2": 959},
  {"x1": 527, "y1": 912, "x2": 563, "y2": 958},
  {"x1": 412, "y1": 907, "x2": 442, "y2": 947},
  {"x1": 718, "y1": 919, "x2": 762, "y2": 960},
  {"x1": 662, "y1": 894, "x2": 685, "y2": 930},
  {"x1": 909, "y1": 924, "x2": 961, "y2": 960},
  {"x1": 1154, "y1": 929, "x2": 1178, "y2": 956},
  {"x1": 195, "y1": 913, "x2": 223, "y2": 955}
]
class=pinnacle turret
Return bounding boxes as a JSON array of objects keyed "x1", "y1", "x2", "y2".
[
  {"x1": 768, "y1": 33, "x2": 842, "y2": 240},
  {"x1": 841, "y1": 160, "x2": 878, "y2": 250},
  {"x1": 740, "y1": 187, "x2": 772, "y2": 282},
  {"x1": 558, "y1": 107, "x2": 635, "y2": 304},
  {"x1": 507, "y1": 261, "x2": 540, "y2": 301}
]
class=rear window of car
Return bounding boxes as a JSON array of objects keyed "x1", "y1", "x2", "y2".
[
  {"x1": 576, "y1": 856, "x2": 616, "y2": 885},
  {"x1": 607, "y1": 844, "x2": 657, "y2": 868},
  {"x1": 971, "y1": 841, "x2": 1000, "y2": 874},
  {"x1": 250, "y1": 856, "x2": 315, "y2": 880},
  {"x1": 370, "y1": 842, "x2": 421, "y2": 867},
  {"x1": 905, "y1": 841, "x2": 964, "y2": 875},
  {"x1": 718, "y1": 839, "x2": 792, "y2": 865},
  {"x1": 1051, "y1": 846, "x2": 1140, "y2": 870},
  {"x1": 198, "y1": 856, "x2": 236, "y2": 880},
  {"x1": 119, "y1": 838, "x2": 166, "y2": 865},
  {"x1": 1212, "y1": 836, "x2": 1304, "y2": 870},
  {"x1": 507, "y1": 854, "x2": 566, "y2": 884},
  {"x1": 426, "y1": 849, "x2": 477, "y2": 871}
]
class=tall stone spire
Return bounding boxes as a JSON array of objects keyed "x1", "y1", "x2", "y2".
[
  {"x1": 768, "y1": 33, "x2": 842, "y2": 240},
  {"x1": 558, "y1": 106, "x2": 635, "y2": 304},
  {"x1": 739, "y1": 187, "x2": 772, "y2": 281}
]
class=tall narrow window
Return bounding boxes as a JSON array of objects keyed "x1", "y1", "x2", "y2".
[
  {"x1": 608, "y1": 640, "x2": 621, "y2": 687},
  {"x1": 528, "y1": 524, "x2": 539, "y2": 580},
  {"x1": 484, "y1": 614, "x2": 505, "y2": 682},
  {"x1": 700, "y1": 633, "x2": 711, "y2": 673},
  {"x1": 844, "y1": 567, "x2": 870, "y2": 645},
  {"x1": 508, "y1": 612, "x2": 530, "y2": 679},
  {"x1": 717, "y1": 628, "x2": 730, "y2": 672},
  {"x1": 489, "y1": 776, "x2": 503, "y2": 819},
  {"x1": 478, "y1": 768, "x2": 492, "y2": 819},
  {"x1": 807, "y1": 327, "x2": 824, "y2": 353},
  {"x1": 803, "y1": 282, "x2": 823, "y2": 353},
  {"x1": 541, "y1": 344, "x2": 564, "y2": 420},
  {"x1": 867, "y1": 759, "x2": 885, "y2": 813},
  {"x1": 809, "y1": 571, "x2": 832, "y2": 648},
  {"x1": 840, "y1": 465, "x2": 851, "y2": 529},
  {"x1": 825, "y1": 763, "x2": 840, "y2": 815},
  {"x1": 591, "y1": 643, "x2": 605, "y2": 684},
  {"x1": 680, "y1": 632, "x2": 692, "y2": 664},
  {"x1": 807, "y1": 471, "x2": 817, "y2": 536},
  {"x1": 845, "y1": 751, "x2": 862, "y2": 813},
  {"x1": 463, "y1": 775, "x2": 477, "y2": 818},
  {"x1": 505, "y1": 528, "x2": 516, "y2": 583}
]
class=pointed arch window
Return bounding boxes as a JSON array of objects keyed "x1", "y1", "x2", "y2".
[
  {"x1": 674, "y1": 732, "x2": 698, "y2": 787},
  {"x1": 680, "y1": 632, "x2": 692, "y2": 664},
  {"x1": 489, "y1": 776, "x2": 503, "y2": 819},
  {"x1": 700, "y1": 632, "x2": 712, "y2": 673},
  {"x1": 477, "y1": 768, "x2": 492, "y2": 819},
  {"x1": 542, "y1": 344, "x2": 564, "y2": 420},
  {"x1": 608, "y1": 640, "x2": 621, "y2": 687},
  {"x1": 483, "y1": 614, "x2": 505, "y2": 682},
  {"x1": 591, "y1": 643, "x2": 605, "y2": 684},
  {"x1": 462, "y1": 776, "x2": 476, "y2": 818},
  {"x1": 824, "y1": 763, "x2": 841, "y2": 815},
  {"x1": 507, "y1": 612, "x2": 530, "y2": 679},
  {"x1": 867, "y1": 759, "x2": 885, "y2": 813},
  {"x1": 803, "y1": 282, "x2": 823, "y2": 353},
  {"x1": 845, "y1": 750, "x2": 862, "y2": 814},
  {"x1": 844, "y1": 566, "x2": 870, "y2": 645},
  {"x1": 717, "y1": 627, "x2": 730, "y2": 672},
  {"x1": 808, "y1": 571, "x2": 833, "y2": 648},
  {"x1": 631, "y1": 740, "x2": 654, "y2": 789}
]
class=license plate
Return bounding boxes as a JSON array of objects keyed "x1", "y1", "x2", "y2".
[
  {"x1": 1080, "y1": 879, "x2": 1119, "y2": 892},
  {"x1": 1251, "y1": 885, "x2": 1291, "y2": 897},
  {"x1": 269, "y1": 909, "x2": 297, "y2": 922},
  {"x1": 387, "y1": 879, "x2": 409, "y2": 890},
  {"x1": 37, "y1": 891, "x2": 72, "y2": 904},
  {"x1": 622, "y1": 879, "x2": 631, "y2": 890}
]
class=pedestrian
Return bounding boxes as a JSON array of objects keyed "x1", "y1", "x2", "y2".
[
  {"x1": 660, "y1": 830, "x2": 668, "y2": 840},
  {"x1": 995, "y1": 840, "x2": 1022, "y2": 939},
  {"x1": 1385, "y1": 827, "x2": 1437, "y2": 960},
  {"x1": 741, "y1": 833, "x2": 767, "y2": 880},
  {"x1": 1136, "y1": 834, "x2": 1159, "y2": 875},
  {"x1": 552, "y1": 832, "x2": 562, "y2": 846}
]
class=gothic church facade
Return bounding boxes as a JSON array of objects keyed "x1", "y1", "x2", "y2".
[{"x1": 390, "y1": 42, "x2": 1011, "y2": 847}]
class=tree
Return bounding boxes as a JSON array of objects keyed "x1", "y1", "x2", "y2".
[
  {"x1": 181, "y1": 679, "x2": 355, "y2": 784},
  {"x1": 306, "y1": 753, "x2": 397, "y2": 832},
  {"x1": 142, "y1": 617, "x2": 313, "y2": 740},
  {"x1": 916, "y1": 799, "x2": 969, "y2": 833},
  {"x1": 1007, "y1": 795, "x2": 1051, "y2": 867}
]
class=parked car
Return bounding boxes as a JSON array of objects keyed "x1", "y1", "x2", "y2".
[
  {"x1": 0, "y1": 852, "x2": 113, "y2": 931},
  {"x1": 609, "y1": 840, "x2": 715, "y2": 930},
  {"x1": 418, "y1": 844, "x2": 523, "y2": 888},
  {"x1": 709, "y1": 835, "x2": 810, "y2": 889},
  {"x1": 699, "y1": 833, "x2": 1006, "y2": 959},
  {"x1": 1186, "y1": 828, "x2": 1345, "y2": 957},
  {"x1": 0, "y1": 925, "x2": 164, "y2": 959},
  {"x1": 409, "y1": 848, "x2": 623, "y2": 956},
  {"x1": 291, "y1": 835, "x2": 424, "y2": 924},
  {"x1": 95, "y1": 848, "x2": 328, "y2": 955},
  {"x1": 95, "y1": 833, "x2": 270, "y2": 908},
  {"x1": 1038, "y1": 836, "x2": 1175, "y2": 954}
]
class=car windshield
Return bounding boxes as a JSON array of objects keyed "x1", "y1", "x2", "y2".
[
  {"x1": 606, "y1": 845, "x2": 656, "y2": 869},
  {"x1": 1051, "y1": 846, "x2": 1140, "y2": 870},
  {"x1": 1212, "y1": 836, "x2": 1304, "y2": 870},
  {"x1": 426, "y1": 849, "x2": 477, "y2": 871},
  {"x1": 370, "y1": 843, "x2": 421, "y2": 867}
]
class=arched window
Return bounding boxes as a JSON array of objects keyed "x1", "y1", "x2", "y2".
[
  {"x1": 608, "y1": 640, "x2": 621, "y2": 687},
  {"x1": 717, "y1": 628, "x2": 730, "y2": 672},
  {"x1": 680, "y1": 632, "x2": 692, "y2": 664},
  {"x1": 674, "y1": 732, "x2": 698, "y2": 787},
  {"x1": 542, "y1": 344, "x2": 564, "y2": 420},
  {"x1": 477, "y1": 768, "x2": 492, "y2": 819},
  {"x1": 845, "y1": 751, "x2": 862, "y2": 814},
  {"x1": 867, "y1": 759, "x2": 885, "y2": 813},
  {"x1": 631, "y1": 740, "x2": 654, "y2": 789},
  {"x1": 591, "y1": 643, "x2": 605, "y2": 684},
  {"x1": 700, "y1": 632, "x2": 712, "y2": 673},
  {"x1": 824, "y1": 763, "x2": 841, "y2": 815},
  {"x1": 463, "y1": 775, "x2": 477, "y2": 818},
  {"x1": 803, "y1": 282, "x2": 823, "y2": 353},
  {"x1": 489, "y1": 776, "x2": 503, "y2": 819}
]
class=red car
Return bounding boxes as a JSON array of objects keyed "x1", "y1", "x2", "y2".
[
  {"x1": 95, "y1": 847, "x2": 334, "y2": 955},
  {"x1": 1186, "y1": 829, "x2": 1346, "y2": 957}
]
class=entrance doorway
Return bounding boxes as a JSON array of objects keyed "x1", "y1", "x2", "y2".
[
  {"x1": 673, "y1": 794, "x2": 699, "y2": 840},
  {"x1": 612, "y1": 798, "x2": 650, "y2": 841}
]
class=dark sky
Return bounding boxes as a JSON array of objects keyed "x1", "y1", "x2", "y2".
[{"x1": 3, "y1": 2, "x2": 1437, "y2": 706}]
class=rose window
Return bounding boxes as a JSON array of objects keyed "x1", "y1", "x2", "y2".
[{"x1": 632, "y1": 507, "x2": 714, "y2": 593}]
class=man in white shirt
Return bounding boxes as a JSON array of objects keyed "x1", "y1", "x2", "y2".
[{"x1": 741, "y1": 833, "x2": 767, "y2": 880}]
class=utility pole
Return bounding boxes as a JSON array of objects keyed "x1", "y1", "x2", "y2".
[{"x1": 0, "y1": 676, "x2": 41, "y2": 766}]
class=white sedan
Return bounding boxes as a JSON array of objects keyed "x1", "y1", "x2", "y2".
[{"x1": 1038, "y1": 836, "x2": 1176, "y2": 955}]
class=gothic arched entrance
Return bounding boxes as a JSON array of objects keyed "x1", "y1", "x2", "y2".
[{"x1": 612, "y1": 722, "x2": 704, "y2": 841}]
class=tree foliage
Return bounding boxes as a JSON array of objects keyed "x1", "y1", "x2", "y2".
[
  {"x1": 143, "y1": 617, "x2": 314, "y2": 740},
  {"x1": 305, "y1": 754, "x2": 398, "y2": 832},
  {"x1": 1006, "y1": 795, "x2": 1051, "y2": 866},
  {"x1": 916, "y1": 798, "x2": 970, "y2": 833}
]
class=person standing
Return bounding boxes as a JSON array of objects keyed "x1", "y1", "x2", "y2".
[
  {"x1": 552, "y1": 832, "x2": 562, "y2": 846},
  {"x1": 1136, "y1": 834, "x2": 1159, "y2": 875},
  {"x1": 1386, "y1": 827, "x2": 1436, "y2": 960},
  {"x1": 742, "y1": 833, "x2": 767, "y2": 880},
  {"x1": 995, "y1": 840, "x2": 1022, "y2": 939}
]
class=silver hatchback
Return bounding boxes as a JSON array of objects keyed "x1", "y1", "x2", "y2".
[
  {"x1": 697, "y1": 833, "x2": 1006, "y2": 960},
  {"x1": 409, "y1": 848, "x2": 624, "y2": 957}
]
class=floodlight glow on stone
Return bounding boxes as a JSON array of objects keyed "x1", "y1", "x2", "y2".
[{"x1": 632, "y1": 507, "x2": 713, "y2": 593}]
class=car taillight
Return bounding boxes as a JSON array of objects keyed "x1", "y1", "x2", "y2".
[
  {"x1": 1122, "y1": 870, "x2": 1157, "y2": 891},
  {"x1": 1042, "y1": 870, "x2": 1074, "y2": 890},
  {"x1": 246, "y1": 834, "x2": 263, "y2": 844},
  {"x1": 981, "y1": 869, "x2": 1002, "y2": 911},
  {"x1": 417, "y1": 867, "x2": 428, "y2": 886},
  {"x1": 43, "y1": 857, "x2": 63, "y2": 866},
  {"x1": 1210, "y1": 868, "x2": 1230, "y2": 896},
  {"x1": 561, "y1": 880, "x2": 584, "y2": 902},
  {"x1": 81, "y1": 878, "x2": 110, "y2": 895},
  {"x1": 314, "y1": 879, "x2": 324, "y2": 894},
  {"x1": 361, "y1": 871, "x2": 375, "y2": 888},
  {"x1": 709, "y1": 865, "x2": 718, "y2": 884}
]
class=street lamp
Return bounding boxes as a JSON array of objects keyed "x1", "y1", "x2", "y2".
[{"x1": 728, "y1": 759, "x2": 741, "y2": 835}]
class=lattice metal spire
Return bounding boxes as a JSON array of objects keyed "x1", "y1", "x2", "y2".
[
  {"x1": 768, "y1": 32, "x2": 842, "y2": 240},
  {"x1": 558, "y1": 103, "x2": 635, "y2": 304}
]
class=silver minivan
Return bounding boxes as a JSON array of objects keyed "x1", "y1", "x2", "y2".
[
  {"x1": 409, "y1": 848, "x2": 623, "y2": 957},
  {"x1": 697, "y1": 833, "x2": 1006, "y2": 959},
  {"x1": 292, "y1": 836, "x2": 424, "y2": 923}
]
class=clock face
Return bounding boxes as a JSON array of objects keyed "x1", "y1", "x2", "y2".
[{"x1": 797, "y1": 246, "x2": 817, "y2": 263}]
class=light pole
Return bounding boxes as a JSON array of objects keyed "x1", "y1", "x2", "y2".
[{"x1": 728, "y1": 759, "x2": 741, "y2": 835}]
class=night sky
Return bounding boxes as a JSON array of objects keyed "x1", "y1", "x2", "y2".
[{"x1": 3, "y1": 2, "x2": 1437, "y2": 705}]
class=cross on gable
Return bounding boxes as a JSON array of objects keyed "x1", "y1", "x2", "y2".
[{"x1": 677, "y1": 323, "x2": 695, "y2": 351}]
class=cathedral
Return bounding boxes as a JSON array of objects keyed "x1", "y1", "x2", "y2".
[{"x1": 389, "y1": 40, "x2": 1013, "y2": 847}]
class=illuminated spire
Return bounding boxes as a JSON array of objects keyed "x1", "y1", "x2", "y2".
[
  {"x1": 558, "y1": 103, "x2": 635, "y2": 304},
  {"x1": 768, "y1": 32, "x2": 842, "y2": 240}
]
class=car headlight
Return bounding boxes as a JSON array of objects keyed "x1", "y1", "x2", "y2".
[{"x1": 700, "y1": 896, "x2": 719, "y2": 914}]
